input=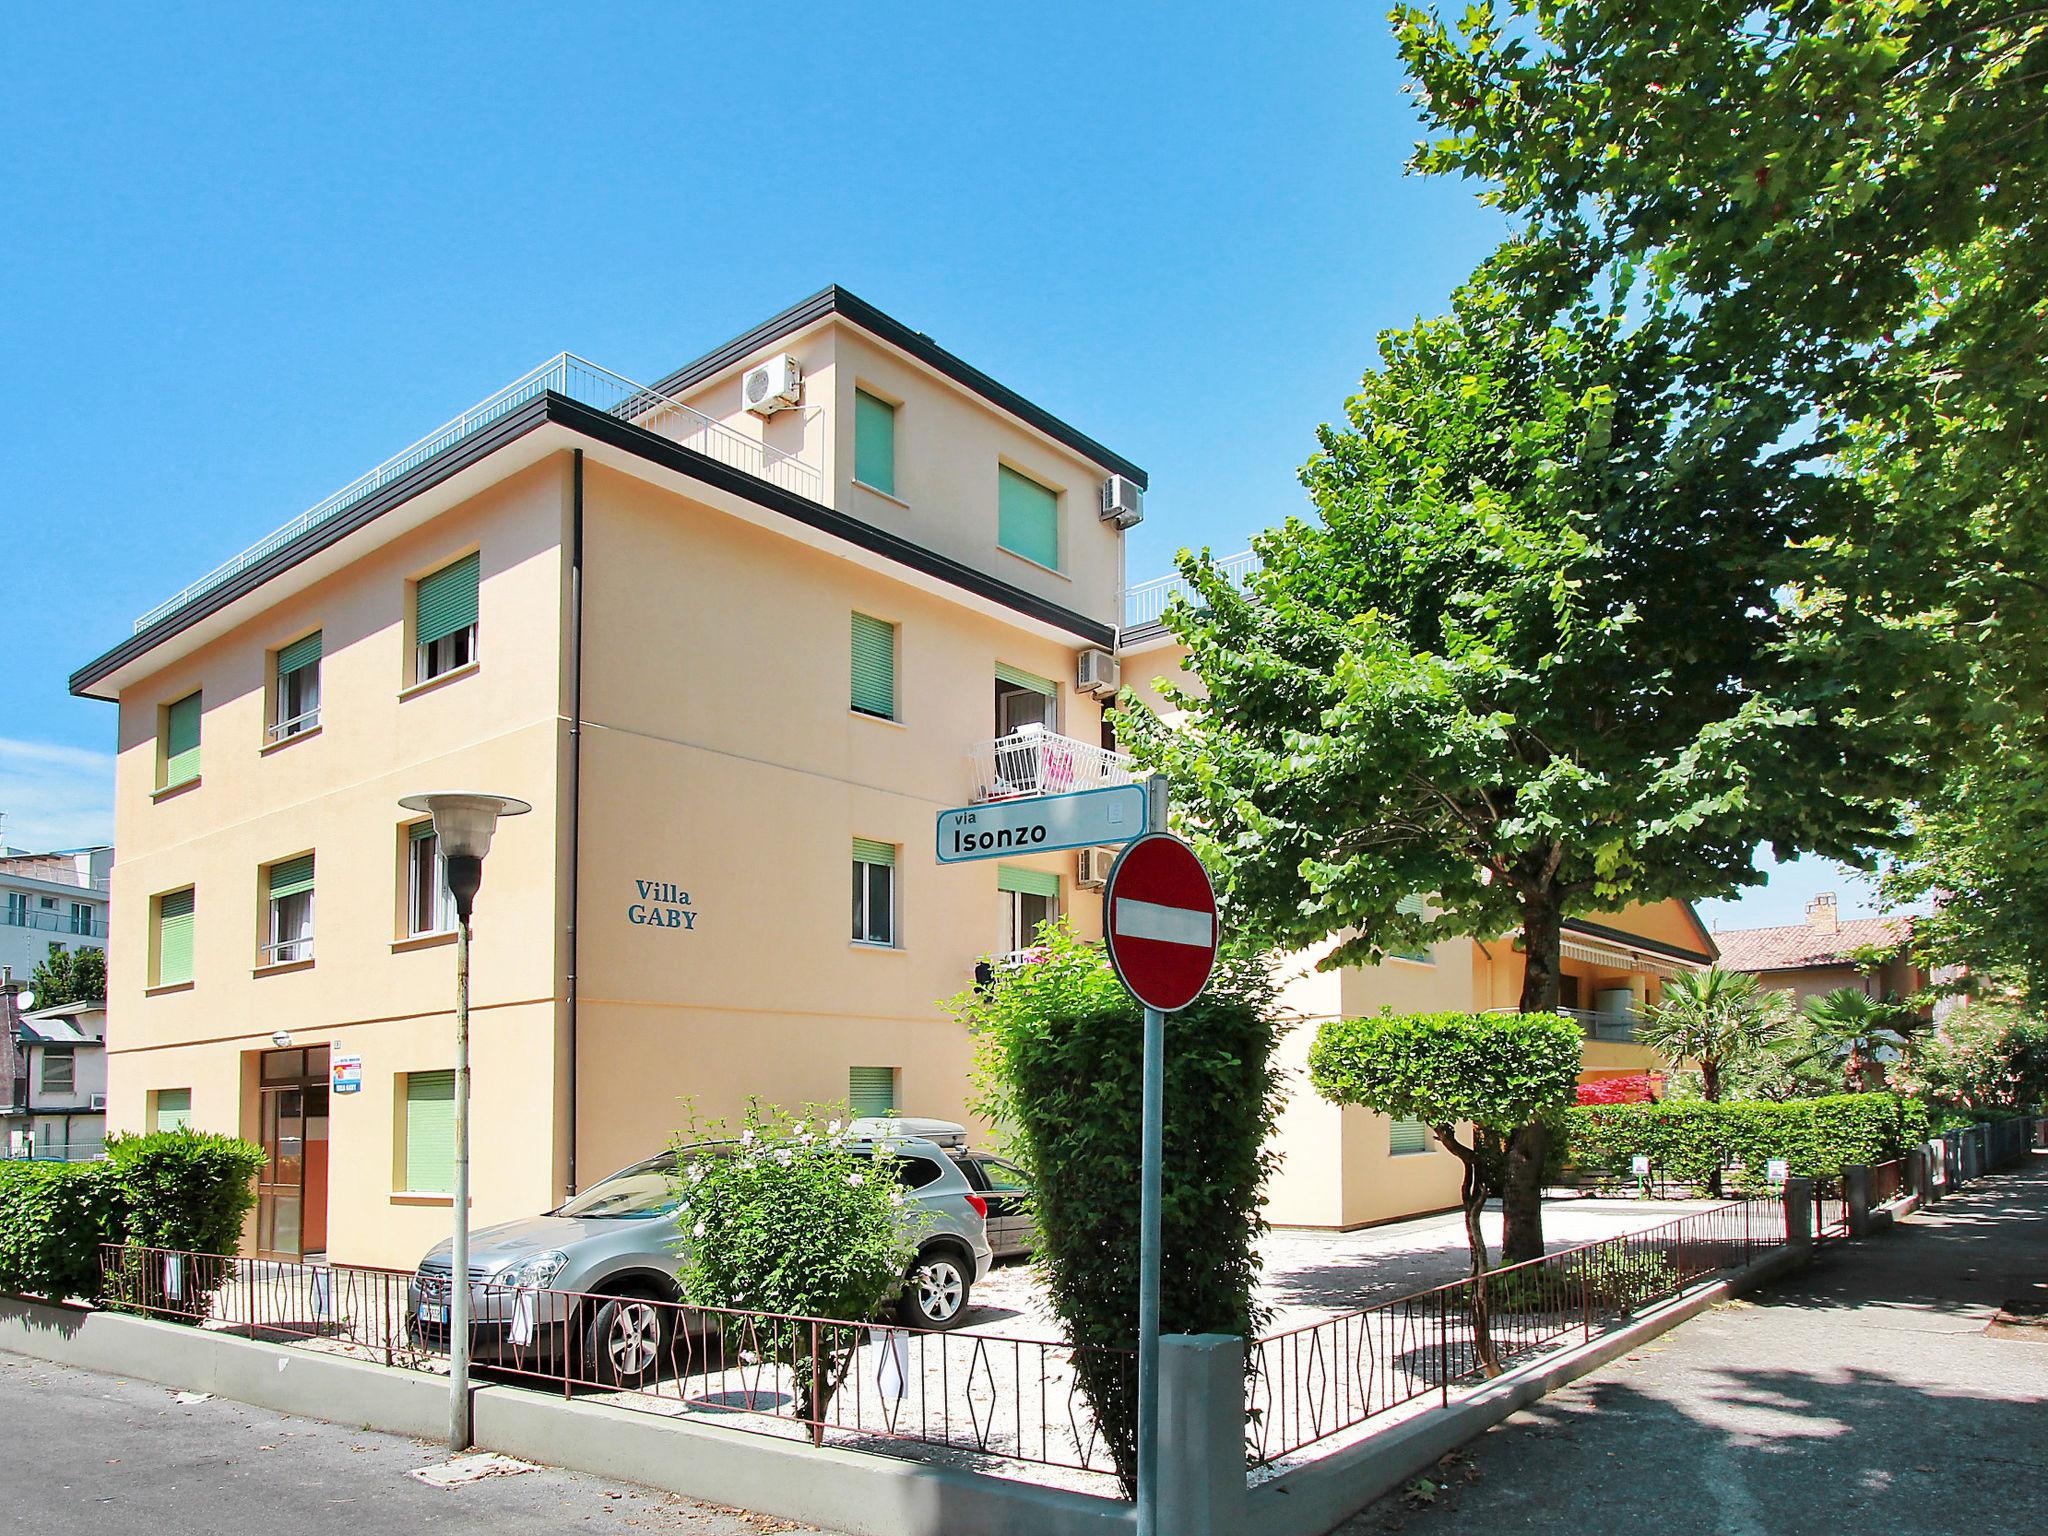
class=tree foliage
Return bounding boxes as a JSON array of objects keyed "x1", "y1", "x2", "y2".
[
  {"x1": 1787, "y1": 985, "x2": 1917, "y2": 1092},
  {"x1": 1636, "y1": 967, "x2": 1789, "y2": 1102},
  {"x1": 28, "y1": 944, "x2": 104, "y2": 1008},
  {"x1": 1904, "y1": 1002, "x2": 2048, "y2": 1114}
]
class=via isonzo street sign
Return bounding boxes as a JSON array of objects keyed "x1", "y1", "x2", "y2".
[{"x1": 934, "y1": 782, "x2": 1148, "y2": 863}]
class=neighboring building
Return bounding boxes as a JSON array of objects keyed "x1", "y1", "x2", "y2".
[
  {"x1": 1, "y1": 998, "x2": 110, "y2": 1162},
  {"x1": 1120, "y1": 584, "x2": 1716, "y2": 1230},
  {"x1": 0, "y1": 842, "x2": 112, "y2": 979},
  {"x1": 72, "y1": 288, "x2": 1143, "y2": 1266},
  {"x1": 1713, "y1": 892, "x2": 1931, "y2": 1023}
]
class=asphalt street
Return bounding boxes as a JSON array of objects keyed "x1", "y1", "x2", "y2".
[
  {"x1": 0, "y1": 1351, "x2": 840, "y2": 1535},
  {"x1": 1336, "y1": 1150, "x2": 2048, "y2": 1535}
]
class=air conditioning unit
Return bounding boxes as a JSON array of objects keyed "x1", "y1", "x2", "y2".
[
  {"x1": 1077, "y1": 847, "x2": 1116, "y2": 889},
  {"x1": 89, "y1": 1094, "x2": 107, "y2": 1112},
  {"x1": 742, "y1": 353, "x2": 804, "y2": 416},
  {"x1": 1077, "y1": 648, "x2": 1120, "y2": 696},
  {"x1": 1099, "y1": 475, "x2": 1144, "y2": 528}
]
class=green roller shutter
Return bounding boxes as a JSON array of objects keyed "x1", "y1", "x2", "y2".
[
  {"x1": 1390, "y1": 1118, "x2": 1430, "y2": 1155},
  {"x1": 276, "y1": 630, "x2": 322, "y2": 677},
  {"x1": 157, "y1": 889, "x2": 195, "y2": 986},
  {"x1": 154, "y1": 1089, "x2": 192, "y2": 1133},
  {"x1": 1391, "y1": 893, "x2": 1433, "y2": 962},
  {"x1": 848, "y1": 1067, "x2": 896, "y2": 1118},
  {"x1": 993, "y1": 662, "x2": 1057, "y2": 696},
  {"x1": 851, "y1": 837, "x2": 896, "y2": 867},
  {"x1": 164, "y1": 693, "x2": 202, "y2": 785},
  {"x1": 997, "y1": 865, "x2": 1060, "y2": 899},
  {"x1": 854, "y1": 390, "x2": 896, "y2": 494},
  {"x1": 998, "y1": 466, "x2": 1059, "y2": 569},
  {"x1": 404, "y1": 1071, "x2": 457, "y2": 1193},
  {"x1": 267, "y1": 854, "x2": 315, "y2": 899},
  {"x1": 851, "y1": 613, "x2": 897, "y2": 718},
  {"x1": 415, "y1": 553, "x2": 480, "y2": 645}
]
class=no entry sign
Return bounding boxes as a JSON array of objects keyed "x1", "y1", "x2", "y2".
[{"x1": 1104, "y1": 832, "x2": 1218, "y2": 1013}]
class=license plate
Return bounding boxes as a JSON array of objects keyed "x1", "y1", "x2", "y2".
[{"x1": 418, "y1": 1301, "x2": 448, "y2": 1325}]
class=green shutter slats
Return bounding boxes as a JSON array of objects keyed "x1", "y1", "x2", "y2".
[
  {"x1": 268, "y1": 855, "x2": 316, "y2": 899},
  {"x1": 1390, "y1": 1118, "x2": 1430, "y2": 1155},
  {"x1": 157, "y1": 889, "x2": 195, "y2": 986},
  {"x1": 993, "y1": 662, "x2": 1057, "y2": 696},
  {"x1": 409, "y1": 820, "x2": 437, "y2": 843},
  {"x1": 851, "y1": 838, "x2": 896, "y2": 867},
  {"x1": 415, "y1": 553, "x2": 480, "y2": 646},
  {"x1": 276, "y1": 631, "x2": 322, "y2": 677},
  {"x1": 155, "y1": 1089, "x2": 192, "y2": 1133},
  {"x1": 997, "y1": 865, "x2": 1061, "y2": 898},
  {"x1": 851, "y1": 613, "x2": 897, "y2": 718},
  {"x1": 164, "y1": 693, "x2": 202, "y2": 785},
  {"x1": 405, "y1": 1070, "x2": 457, "y2": 1193},
  {"x1": 998, "y1": 466, "x2": 1059, "y2": 569},
  {"x1": 854, "y1": 390, "x2": 896, "y2": 495},
  {"x1": 848, "y1": 1067, "x2": 896, "y2": 1118}
]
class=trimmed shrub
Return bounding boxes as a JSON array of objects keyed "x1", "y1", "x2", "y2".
[
  {"x1": 950, "y1": 923, "x2": 1285, "y2": 1496},
  {"x1": 0, "y1": 1162, "x2": 123, "y2": 1300},
  {"x1": 103, "y1": 1130, "x2": 266, "y2": 1255},
  {"x1": 1565, "y1": 1093, "x2": 1931, "y2": 1189}
]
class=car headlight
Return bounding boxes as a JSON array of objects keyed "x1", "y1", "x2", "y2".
[{"x1": 498, "y1": 1250, "x2": 569, "y2": 1289}]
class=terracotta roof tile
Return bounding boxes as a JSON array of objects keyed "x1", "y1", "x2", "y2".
[{"x1": 1712, "y1": 915, "x2": 1912, "y2": 973}]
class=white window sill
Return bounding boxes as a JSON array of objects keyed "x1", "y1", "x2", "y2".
[
  {"x1": 392, "y1": 931, "x2": 458, "y2": 953},
  {"x1": 253, "y1": 958, "x2": 316, "y2": 978},
  {"x1": 853, "y1": 479, "x2": 911, "y2": 510},
  {"x1": 144, "y1": 981, "x2": 195, "y2": 997},
  {"x1": 151, "y1": 776, "x2": 202, "y2": 803},
  {"x1": 260, "y1": 724, "x2": 323, "y2": 756},
  {"x1": 390, "y1": 1191, "x2": 458, "y2": 1207},
  {"x1": 399, "y1": 660, "x2": 480, "y2": 701},
  {"x1": 850, "y1": 941, "x2": 906, "y2": 954},
  {"x1": 850, "y1": 709, "x2": 906, "y2": 729}
]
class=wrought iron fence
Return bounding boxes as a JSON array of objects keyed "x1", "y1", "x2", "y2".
[{"x1": 1245, "y1": 1198, "x2": 1785, "y2": 1466}]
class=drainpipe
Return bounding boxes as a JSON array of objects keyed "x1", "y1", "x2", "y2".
[{"x1": 565, "y1": 450, "x2": 585, "y2": 1194}]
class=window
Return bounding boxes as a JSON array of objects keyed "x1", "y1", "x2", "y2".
[
  {"x1": 153, "y1": 1089, "x2": 192, "y2": 1132},
  {"x1": 154, "y1": 887, "x2": 195, "y2": 987},
  {"x1": 68, "y1": 902, "x2": 92, "y2": 936},
  {"x1": 1390, "y1": 1118, "x2": 1431, "y2": 1156},
  {"x1": 403, "y1": 1070, "x2": 456, "y2": 1193},
  {"x1": 40, "y1": 1048, "x2": 74, "y2": 1095},
  {"x1": 999, "y1": 865, "x2": 1060, "y2": 954},
  {"x1": 848, "y1": 1066, "x2": 897, "y2": 1118},
  {"x1": 407, "y1": 822, "x2": 457, "y2": 936},
  {"x1": 271, "y1": 631, "x2": 322, "y2": 740},
  {"x1": 4, "y1": 893, "x2": 25, "y2": 927},
  {"x1": 994, "y1": 664, "x2": 1058, "y2": 736},
  {"x1": 1389, "y1": 893, "x2": 1434, "y2": 964},
  {"x1": 263, "y1": 854, "x2": 315, "y2": 965},
  {"x1": 851, "y1": 613, "x2": 898, "y2": 720},
  {"x1": 414, "y1": 552, "x2": 479, "y2": 682},
  {"x1": 161, "y1": 691, "x2": 202, "y2": 788},
  {"x1": 854, "y1": 389, "x2": 897, "y2": 495},
  {"x1": 852, "y1": 839, "x2": 897, "y2": 946},
  {"x1": 998, "y1": 465, "x2": 1059, "y2": 569}
]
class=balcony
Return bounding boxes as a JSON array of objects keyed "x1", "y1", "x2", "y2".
[
  {"x1": 1124, "y1": 548, "x2": 1257, "y2": 629},
  {"x1": 132, "y1": 354, "x2": 823, "y2": 635},
  {"x1": 966, "y1": 725, "x2": 1137, "y2": 802},
  {"x1": 2, "y1": 907, "x2": 107, "y2": 940},
  {"x1": 1490, "y1": 1006, "x2": 1640, "y2": 1043}
]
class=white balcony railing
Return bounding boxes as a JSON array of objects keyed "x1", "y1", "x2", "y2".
[
  {"x1": 1124, "y1": 548, "x2": 1258, "y2": 629},
  {"x1": 133, "y1": 354, "x2": 822, "y2": 635},
  {"x1": 1489, "y1": 1005, "x2": 1640, "y2": 1042},
  {"x1": 966, "y1": 725, "x2": 1138, "y2": 801}
]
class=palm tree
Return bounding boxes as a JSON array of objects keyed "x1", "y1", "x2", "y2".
[
  {"x1": 1637, "y1": 967, "x2": 1786, "y2": 1101},
  {"x1": 1788, "y1": 986, "x2": 1915, "y2": 1092}
]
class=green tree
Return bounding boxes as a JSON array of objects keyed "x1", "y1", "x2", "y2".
[
  {"x1": 1122, "y1": 267, "x2": 1910, "y2": 1262},
  {"x1": 1907, "y1": 1003, "x2": 2048, "y2": 1115},
  {"x1": 1786, "y1": 987, "x2": 1916, "y2": 1093},
  {"x1": 1636, "y1": 968, "x2": 1788, "y2": 1103},
  {"x1": 1308, "y1": 1010, "x2": 1581, "y2": 1373},
  {"x1": 28, "y1": 944, "x2": 105, "y2": 1008}
]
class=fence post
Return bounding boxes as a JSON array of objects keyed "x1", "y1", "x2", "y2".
[
  {"x1": 1157, "y1": 1335, "x2": 1248, "y2": 1536},
  {"x1": 1905, "y1": 1146, "x2": 1929, "y2": 1207},
  {"x1": 1844, "y1": 1165, "x2": 1873, "y2": 1237},
  {"x1": 1784, "y1": 1177, "x2": 1814, "y2": 1255}
]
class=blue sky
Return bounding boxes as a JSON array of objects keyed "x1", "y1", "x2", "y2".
[{"x1": 0, "y1": 3, "x2": 1881, "y2": 927}]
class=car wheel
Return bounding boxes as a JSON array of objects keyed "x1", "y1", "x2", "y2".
[
  {"x1": 899, "y1": 1249, "x2": 972, "y2": 1329},
  {"x1": 582, "y1": 1292, "x2": 671, "y2": 1388}
]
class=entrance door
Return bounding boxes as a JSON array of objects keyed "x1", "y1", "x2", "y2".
[{"x1": 255, "y1": 1046, "x2": 330, "y2": 1259}]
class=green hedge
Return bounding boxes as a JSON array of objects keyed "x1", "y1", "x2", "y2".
[
  {"x1": 0, "y1": 1130, "x2": 265, "y2": 1305},
  {"x1": 1564, "y1": 1093, "x2": 1932, "y2": 1189}
]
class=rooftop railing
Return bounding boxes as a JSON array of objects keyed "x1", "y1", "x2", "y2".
[
  {"x1": 0, "y1": 860, "x2": 110, "y2": 893},
  {"x1": 1123, "y1": 548, "x2": 1257, "y2": 629},
  {"x1": 133, "y1": 355, "x2": 823, "y2": 635}
]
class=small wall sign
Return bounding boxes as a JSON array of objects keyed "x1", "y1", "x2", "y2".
[
  {"x1": 628, "y1": 878, "x2": 697, "y2": 931},
  {"x1": 332, "y1": 1053, "x2": 363, "y2": 1095},
  {"x1": 1766, "y1": 1158, "x2": 1790, "y2": 1185},
  {"x1": 1631, "y1": 1154, "x2": 1652, "y2": 1179}
]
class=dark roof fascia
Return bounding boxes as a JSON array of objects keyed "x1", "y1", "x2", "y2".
[
  {"x1": 648, "y1": 285, "x2": 1149, "y2": 490},
  {"x1": 72, "y1": 390, "x2": 1114, "y2": 696},
  {"x1": 1563, "y1": 917, "x2": 1718, "y2": 968}
]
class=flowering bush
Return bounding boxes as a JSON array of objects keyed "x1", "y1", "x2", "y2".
[{"x1": 1576, "y1": 1074, "x2": 1663, "y2": 1106}]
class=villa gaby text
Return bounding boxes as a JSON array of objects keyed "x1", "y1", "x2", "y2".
[{"x1": 628, "y1": 878, "x2": 696, "y2": 931}]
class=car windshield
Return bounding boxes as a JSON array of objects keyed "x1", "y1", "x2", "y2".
[{"x1": 554, "y1": 1153, "x2": 680, "y2": 1219}]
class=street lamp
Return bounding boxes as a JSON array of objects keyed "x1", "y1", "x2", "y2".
[{"x1": 398, "y1": 791, "x2": 530, "y2": 1453}]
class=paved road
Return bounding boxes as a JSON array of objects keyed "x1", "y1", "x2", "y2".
[
  {"x1": 0, "y1": 1351, "x2": 841, "y2": 1535},
  {"x1": 1337, "y1": 1151, "x2": 2048, "y2": 1535}
]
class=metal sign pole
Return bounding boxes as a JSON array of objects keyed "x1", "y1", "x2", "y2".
[{"x1": 1135, "y1": 775, "x2": 1168, "y2": 1536}]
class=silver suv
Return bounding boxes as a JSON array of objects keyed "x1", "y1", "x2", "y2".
[{"x1": 410, "y1": 1128, "x2": 992, "y2": 1387}]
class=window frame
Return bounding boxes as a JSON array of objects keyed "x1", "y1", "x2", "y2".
[
  {"x1": 261, "y1": 854, "x2": 316, "y2": 967},
  {"x1": 998, "y1": 867, "x2": 1061, "y2": 955},
  {"x1": 401, "y1": 1069, "x2": 457, "y2": 1195},
  {"x1": 1389, "y1": 1117, "x2": 1433, "y2": 1157},
  {"x1": 412, "y1": 553, "x2": 480, "y2": 685},
  {"x1": 270, "y1": 632, "x2": 323, "y2": 742},
  {"x1": 997, "y1": 464, "x2": 1061, "y2": 571},
  {"x1": 152, "y1": 1088, "x2": 193, "y2": 1133},
  {"x1": 153, "y1": 886, "x2": 196, "y2": 988},
  {"x1": 851, "y1": 840, "x2": 898, "y2": 948},
  {"x1": 853, "y1": 387, "x2": 898, "y2": 497},
  {"x1": 160, "y1": 690, "x2": 202, "y2": 789},
  {"x1": 850, "y1": 612, "x2": 899, "y2": 721},
  {"x1": 406, "y1": 822, "x2": 458, "y2": 938},
  {"x1": 40, "y1": 1048, "x2": 75, "y2": 1095}
]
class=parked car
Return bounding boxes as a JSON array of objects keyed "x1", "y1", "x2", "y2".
[
  {"x1": 847, "y1": 1116, "x2": 1036, "y2": 1261},
  {"x1": 409, "y1": 1129, "x2": 993, "y2": 1388}
]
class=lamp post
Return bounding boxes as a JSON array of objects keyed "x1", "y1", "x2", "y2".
[{"x1": 398, "y1": 791, "x2": 530, "y2": 1453}]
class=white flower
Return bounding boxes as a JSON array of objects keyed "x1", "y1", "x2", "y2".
[
  {"x1": 889, "y1": 1190, "x2": 905, "y2": 1207},
  {"x1": 693, "y1": 1221, "x2": 706, "y2": 1238},
  {"x1": 827, "y1": 1119, "x2": 843, "y2": 1135},
  {"x1": 775, "y1": 1148, "x2": 794, "y2": 1165},
  {"x1": 688, "y1": 1164, "x2": 705, "y2": 1183},
  {"x1": 792, "y1": 1121, "x2": 809, "y2": 1136},
  {"x1": 847, "y1": 1172, "x2": 865, "y2": 1187},
  {"x1": 741, "y1": 1128, "x2": 755, "y2": 1145}
]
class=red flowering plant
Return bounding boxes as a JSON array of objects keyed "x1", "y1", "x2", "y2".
[{"x1": 1576, "y1": 1074, "x2": 1662, "y2": 1106}]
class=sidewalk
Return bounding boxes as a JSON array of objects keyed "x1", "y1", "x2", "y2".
[{"x1": 1336, "y1": 1150, "x2": 2048, "y2": 1535}]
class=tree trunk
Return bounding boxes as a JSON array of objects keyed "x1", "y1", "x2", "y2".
[
  {"x1": 1504, "y1": 889, "x2": 1564, "y2": 1265},
  {"x1": 1700, "y1": 1059, "x2": 1721, "y2": 1102},
  {"x1": 1440, "y1": 1128, "x2": 1500, "y2": 1378}
]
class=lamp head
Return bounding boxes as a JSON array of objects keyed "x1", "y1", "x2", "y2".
[{"x1": 397, "y1": 792, "x2": 531, "y2": 924}]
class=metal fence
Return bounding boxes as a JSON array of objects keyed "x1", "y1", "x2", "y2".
[
  {"x1": 965, "y1": 728, "x2": 1137, "y2": 801},
  {"x1": 1244, "y1": 1198, "x2": 1785, "y2": 1466},
  {"x1": 1124, "y1": 549, "x2": 1258, "y2": 628},
  {"x1": 1812, "y1": 1177, "x2": 1849, "y2": 1242}
]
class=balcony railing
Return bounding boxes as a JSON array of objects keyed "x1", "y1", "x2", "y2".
[
  {"x1": 966, "y1": 725, "x2": 1137, "y2": 801},
  {"x1": 1124, "y1": 548, "x2": 1257, "y2": 628},
  {"x1": 2, "y1": 908, "x2": 108, "y2": 939},
  {"x1": 1490, "y1": 1005, "x2": 1640, "y2": 1042},
  {"x1": 133, "y1": 354, "x2": 823, "y2": 635},
  {"x1": 0, "y1": 861, "x2": 110, "y2": 893}
]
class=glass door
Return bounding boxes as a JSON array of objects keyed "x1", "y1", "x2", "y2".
[{"x1": 254, "y1": 1047, "x2": 330, "y2": 1260}]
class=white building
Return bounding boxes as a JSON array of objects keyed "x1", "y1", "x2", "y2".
[
  {"x1": 0, "y1": 843, "x2": 112, "y2": 980},
  {"x1": 2, "y1": 1000, "x2": 109, "y2": 1161}
]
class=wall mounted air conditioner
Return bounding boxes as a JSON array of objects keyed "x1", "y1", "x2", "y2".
[
  {"x1": 1077, "y1": 648, "x2": 1120, "y2": 696},
  {"x1": 89, "y1": 1094, "x2": 107, "y2": 1111},
  {"x1": 1099, "y1": 475, "x2": 1144, "y2": 528},
  {"x1": 1077, "y1": 847, "x2": 1116, "y2": 889},
  {"x1": 742, "y1": 353, "x2": 804, "y2": 415}
]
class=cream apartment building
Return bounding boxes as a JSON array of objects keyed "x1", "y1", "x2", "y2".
[{"x1": 73, "y1": 288, "x2": 1144, "y2": 1267}]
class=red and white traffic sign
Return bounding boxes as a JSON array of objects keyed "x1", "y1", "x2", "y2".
[{"x1": 1104, "y1": 832, "x2": 1218, "y2": 1013}]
